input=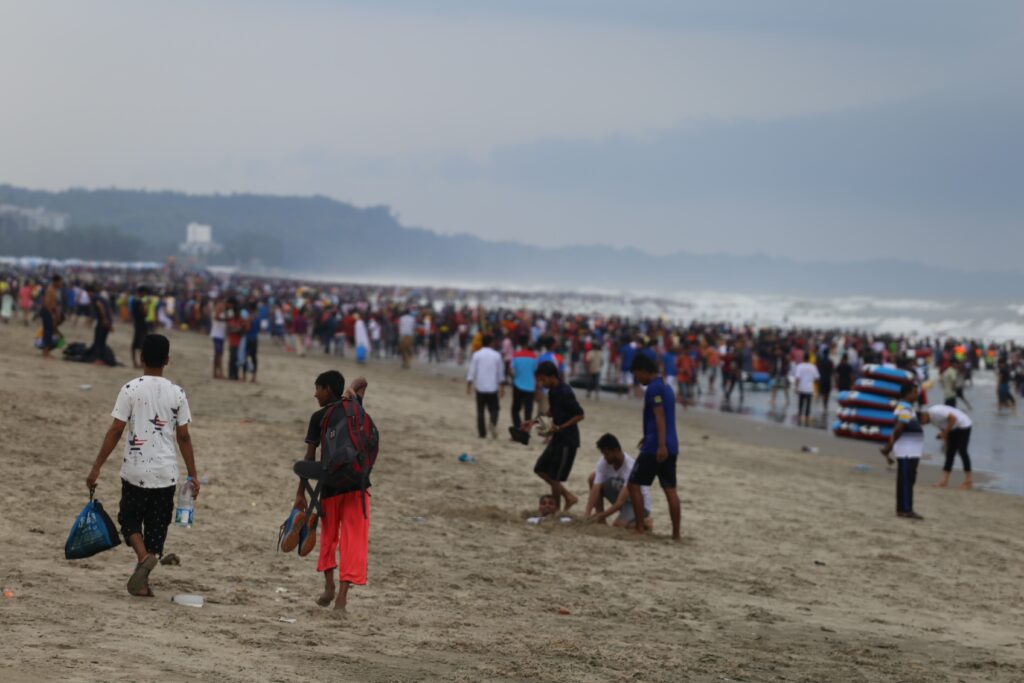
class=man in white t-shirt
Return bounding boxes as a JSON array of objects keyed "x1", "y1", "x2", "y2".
[
  {"x1": 86, "y1": 334, "x2": 199, "y2": 597},
  {"x1": 919, "y1": 404, "x2": 974, "y2": 489},
  {"x1": 792, "y1": 360, "x2": 820, "y2": 425},
  {"x1": 466, "y1": 334, "x2": 505, "y2": 439},
  {"x1": 584, "y1": 433, "x2": 652, "y2": 529}
]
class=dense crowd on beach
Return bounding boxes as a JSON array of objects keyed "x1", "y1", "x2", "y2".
[{"x1": 3, "y1": 260, "x2": 1022, "y2": 405}]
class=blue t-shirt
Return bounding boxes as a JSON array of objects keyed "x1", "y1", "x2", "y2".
[
  {"x1": 641, "y1": 376, "x2": 678, "y2": 455},
  {"x1": 538, "y1": 351, "x2": 564, "y2": 375},
  {"x1": 662, "y1": 352, "x2": 677, "y2": 376},
  {"x1": 620, "y1": 344, "x2": 637, "y2": 372},
  {"x1": 510, "y1": 351, "x2": 538, "y2": 392}
]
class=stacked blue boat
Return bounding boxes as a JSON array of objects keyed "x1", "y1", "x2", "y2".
[{"x1": 833, "y1": 365, "x2": 915, "y2": 442}]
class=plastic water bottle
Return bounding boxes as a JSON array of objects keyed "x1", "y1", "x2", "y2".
[
  {"x1": 458, "y1": 453, "x2": 477, "y2": 464},
  {"x1": 174, "y1": 477, "x2": 195, "y2": 528}
]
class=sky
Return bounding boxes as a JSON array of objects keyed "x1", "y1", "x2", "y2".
[{"x1": 1, "y1": 0, "x2": 1022, "y2": 271}]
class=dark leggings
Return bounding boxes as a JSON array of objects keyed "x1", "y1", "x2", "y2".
[
  {"x1": 118, "y1": 480, "x2": 176, "y2": 556},
  {"x1": 944, "y1": 427, "x2": 972, "y2": 472},
  {"x1": 896, "y1": 458, "x2": 919, "y2": 514},
  {"x1": 511, "y1": 387, "x2": 534, "y2": 428},
  {"x1": 476, "y1": 391, "x2": 499, "y2": 437},
  {"x1": 246, "y1": 338, "x2": 258, "y2": 374},
  {"x1": 798, "y1": 392, "x2": 813, "y2": 418}
]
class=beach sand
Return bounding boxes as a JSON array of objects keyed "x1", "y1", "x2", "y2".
[{"x1": 1, "y1": 323, "x2": 1022, "y2": 682}]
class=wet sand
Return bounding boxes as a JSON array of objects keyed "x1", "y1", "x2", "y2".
[{"x1": 1, "y1": 323, "x2": 1022, "y2": 682}]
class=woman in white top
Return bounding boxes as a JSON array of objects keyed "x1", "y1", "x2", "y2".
[{"x1": 919, "y1": 405, "x2": 973, "y2": 489}]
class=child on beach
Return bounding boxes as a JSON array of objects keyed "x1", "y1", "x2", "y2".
[
  {"x1": 523, "y1": 360, "x2": 585, "y2": 511},
  {"x1": 85, "y1": 334, "x2": 199, "y2": 596},
  {"x1": 880, "y1": 383, "x2": 924, "y2": 520},
  {"x1": 627, "y1": 353, "x2": 681, "y2": 539},
  {"x1": 293, "y1": 371, "x2": 372, "y2": 611}
]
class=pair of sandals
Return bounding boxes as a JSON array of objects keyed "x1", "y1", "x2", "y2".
[{"x1": 278, "y1": 508, "x2": 318, "y2": 556}]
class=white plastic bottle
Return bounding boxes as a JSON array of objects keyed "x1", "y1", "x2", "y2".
[{"x1": 174, "y1": 477, "x2": 195, "y2": 528}]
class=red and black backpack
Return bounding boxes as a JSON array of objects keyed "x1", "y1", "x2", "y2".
[{"x1": 318, "y1": 397, "x2": 379, "y2": 514}]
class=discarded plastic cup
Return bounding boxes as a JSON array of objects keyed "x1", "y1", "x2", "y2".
[
  {"x1": 171, "y1": 594, "x2": 204, "y2": 608},
  {"x1": 854, "y1": 464, "x2": 871, "y2": 473},
  {"x1": 458, "y1": 453, "x2": 477, "y2": 464}
]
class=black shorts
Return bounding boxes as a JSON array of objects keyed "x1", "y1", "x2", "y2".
[
  {"x1": 117, "y1": 479, "x2": 176, "y2": 556},
  {"x1": 629, "y1": 452, "x2": 678, "y2": 488},
  {"x1": 132, "y1": 324, "x2": 147, "y2": 350},
  {"x1": 533, "y1": 440, "x2": 577, "y2": 482}
]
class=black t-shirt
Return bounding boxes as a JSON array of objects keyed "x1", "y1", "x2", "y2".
[
  {"x1": 131, "y1": 298, "x2": 146, "y2": 328},
  {"x1": 836, "y1": 362, "x2": 853, "y2": 390},
  {"x1": 305, "y1": 405, "x2": 371, "y2": 497},
  {"x1": 817, "y1": 357, "x2": 834, "y2": 389},
  {"x1": 548, "y1": 382, "x2": 584, "y2": 448}
]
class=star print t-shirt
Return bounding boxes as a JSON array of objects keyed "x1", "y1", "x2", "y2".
[{"x1": 112, "y1": 376, "x2": 192, "y2": 488}]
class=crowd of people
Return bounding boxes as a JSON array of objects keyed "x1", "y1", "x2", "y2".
[{"x1": 3, "y1": 258, "x2": 1020, "y2": 605}]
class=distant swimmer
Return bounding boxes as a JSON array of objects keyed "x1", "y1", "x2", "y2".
[{"x1": 918, "y1": 405, "x2": 973, "y2": 489}]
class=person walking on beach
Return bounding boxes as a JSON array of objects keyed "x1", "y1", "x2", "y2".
[
  {"x1": 39, "y1": 274, "x2": 63, "y2": 358},
  {"x1": 880, "y1": 384, "x2": 924, "y2": 520},
  {"x1": 918, "y1": 404, "x2": 973, "y2": 489},
  {"x1": 835, "y1": 353, "x2": 854, "y2": 393},
  {"x1": 941, "y1": 360, "x2": 959, "y2": 407},
  {"x1": 467, "y1": 334, "x2": 504, "y2": 439},
  {"x1": 816, "y1": 350, "x2": 834, "y2": 415},
  {"x1": 85, "y1": 334, "x2": 199, "y2": 596},
  {"x1": 293, "y1": 371, "x2": 373, "y2": 611},
  {"x1": 524, "y1": 361, "x2": 585, "y2": 511},
  {"x1": 793, "y1": 358, "x2": 819, "y2": 426},
  {"x1": 398, "y1": 309, "x2": 416, "y2": 368},
  {"x1": 510, "y1": 337, "x2": 538, "y2": 429},
  {"x1": 627, "y1": 353, "x2": 681, "y2": 540},
  {"x1": 87, "y1": 283, "x2": 112, "y2": 364},
  {"x1": 769, "y1": 345, "x2": 791, "y2": 409}
]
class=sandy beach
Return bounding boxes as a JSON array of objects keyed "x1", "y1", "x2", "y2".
[{"x1": 1, "y1": 322, "x2": 1023, "y2": 683}]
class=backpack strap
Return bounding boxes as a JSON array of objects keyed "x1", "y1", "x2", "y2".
[{"x1": 341, "y1": 399, "x2": 371, "y2": 519}]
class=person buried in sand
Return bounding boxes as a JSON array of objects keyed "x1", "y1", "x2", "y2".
[
  {"x1": 85, "y1": 334, "x2": 199, "y2": 597},
  {"x1": 585, "y1": 433, "x2": 653, "y2": 530},
  {"x1": 538, "y1": 494, "x2": 558, "y2": 518},
  {"x1": 522, "y1": 360, "x2": 585, "y2": 511},
  {"x1": 627, "y1": 353, "x2": 681, "y2": 540},
  {"x1": 292, "y1": 371, "x2": 371, "y2": 611}
]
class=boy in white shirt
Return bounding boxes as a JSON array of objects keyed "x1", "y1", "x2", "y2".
[
  {"x1": 86, "y1": 334, "x2": 199, "y2": 596},
  {"x1": 792, "y1": 360, "x2": 820, "y2": 426},
  {"x1": 585, "y1": 433, "x2": 652, "y2": 530}
]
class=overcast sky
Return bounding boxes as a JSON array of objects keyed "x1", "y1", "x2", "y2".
[{"x1": 2, "y1": 0, "x2": 1022, "y2": 271}]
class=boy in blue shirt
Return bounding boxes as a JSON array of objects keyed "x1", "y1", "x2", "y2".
[{"x1": 627, "y1": 353, "x2": 681, "y2": 539}]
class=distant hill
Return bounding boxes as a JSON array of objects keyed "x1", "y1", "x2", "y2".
[{"x1": 0, "y1": 183, "x2": 1017, "y2": 300}]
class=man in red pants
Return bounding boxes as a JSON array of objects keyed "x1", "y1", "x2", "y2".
[{"x1": 295, "y1": 371, "x2": 371, "y2": 610}]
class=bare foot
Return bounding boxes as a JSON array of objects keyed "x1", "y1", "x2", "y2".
[
  {"x1": 316, "y1": 590, "x2": 335, "y2": 607},
  {"x1": 958, "y1": 481, "x2": 973, "y2": 490},
  {"x1": 562, "y1": 492, "x2": 578, "y2": 512},
  {"x1": 334, "y1": 582, "x2": 350, "y2": 610},
  {"x1": 932, "y1": 481, "x2": 949, "y2": 488}
]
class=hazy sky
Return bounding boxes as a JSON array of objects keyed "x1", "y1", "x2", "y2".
[{"x1": 2, "y1": 1, "x2": 1022, "y2": 270}]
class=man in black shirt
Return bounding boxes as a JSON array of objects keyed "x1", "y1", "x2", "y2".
[
  {"x1": 87, "y1": 283, "x2": 112, "y2": 365},
  {"x1": 835, "y1": 353, "x2": 854, "y2": 392},
  {"x1": 523, "y1": 361, "x2": 585, "y2": 511}
]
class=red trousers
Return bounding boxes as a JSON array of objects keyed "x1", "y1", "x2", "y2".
[{"x1": 316, "y1": 490, "x2": 369, "y2": 585}]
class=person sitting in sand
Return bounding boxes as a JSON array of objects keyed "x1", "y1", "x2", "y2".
[
  {"x1": 293, "y1": 371, "x2": 371, "y2": 611},
  {"x1": 584, "y1": 433, "x2": 653, "y2": 530},
  {"x1": 522, "y1": 361, "x2": 585, "y2": 511},
  {"x1": 85, "y1": 334, "x2": 199, "y2": 597}
]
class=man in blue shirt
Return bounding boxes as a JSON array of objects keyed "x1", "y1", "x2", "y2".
[
  {"x1": 510, "y1": 337, "x2": 538, "y2": 429},
  {"x1": 628, "y1": 353, "x2": 681, "y2": 539}
]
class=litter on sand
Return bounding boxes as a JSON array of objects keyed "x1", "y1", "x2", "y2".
[
  {"x1": 277, "y1": 617, "x2": 297, "y2": 624},
  {"x1": 171, "y1": 594, "x2": 204, "y2": 608}
]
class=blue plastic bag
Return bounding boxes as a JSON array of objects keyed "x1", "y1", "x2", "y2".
[{"x1": 65, "y1": 496, "x2": 121, "y2": 560}]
